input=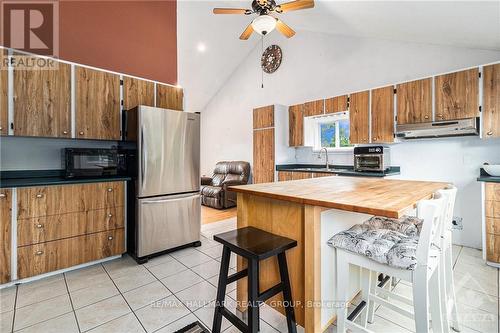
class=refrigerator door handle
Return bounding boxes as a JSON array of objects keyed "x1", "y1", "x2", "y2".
[
  {"x1": 141, "y1": 193, "x2": 200, "y2": 204},
  {"x1": 141, "y1": 128, "x2": 146, "y2": 182}
]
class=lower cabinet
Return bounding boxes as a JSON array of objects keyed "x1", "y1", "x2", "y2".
[
  {"x1": 485, "y1": 183, "x2": 500, "y2": 264},
  {"x1": 277, "y1": 171, "x2": 312, "y2": 181},
  {"x1": 0, "y1": 189, "x2": 11, "y2": 284},
  {"x1": 18, "y1": 228, "x2": 124, "y2": 279},
  {"x1": 3, "y1": 181, "x2": 127, "y2": 281}
]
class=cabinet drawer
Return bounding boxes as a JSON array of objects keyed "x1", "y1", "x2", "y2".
[
  {"x1": 486, "y1": 234, "x2": 500, "y2": 263},
  {"x1": 485, "y1": 200, "x2": 500, "y2": 218},
  {"x1": 18, "y1": 207, "x2": 124, "y2": 247},
  {"x1": 17, "y1": 182, "x2": 124, "y2": 219},
  {"x1": 486, "y1": 183, "x2": 500, "y2": 201},
  {"x1": 18, "y1": 228, "x2": 124, "y2": 279},
  {"x1": 486, "y1": 217, "x2": 500, "y2": 236}
]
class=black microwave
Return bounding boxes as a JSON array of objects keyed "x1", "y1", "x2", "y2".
[{"x1": 63, "y1": 148, "x2": 128, "y2": 178}]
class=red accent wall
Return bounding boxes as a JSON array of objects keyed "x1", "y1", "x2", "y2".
[{"x1": 59, "y1": 0, "x2": 177, "y2": 84}]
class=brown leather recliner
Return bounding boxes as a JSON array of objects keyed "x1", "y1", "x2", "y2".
[{"x1": 201, "y1": 161, "x2": 250, "y2": 209}]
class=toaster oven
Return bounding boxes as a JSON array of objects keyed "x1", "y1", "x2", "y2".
[{"x1": 353, "y1": 146, "x2": 391, "y2": 172}]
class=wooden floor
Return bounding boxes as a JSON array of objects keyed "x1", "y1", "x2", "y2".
[{"x1": 201, "y1": 205, "x2": 237, "y2": 225}]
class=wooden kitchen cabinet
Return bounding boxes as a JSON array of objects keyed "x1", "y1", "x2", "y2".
[
  {"x1": 13, "y1": 55, "x2": 71, "y2": 137},
  {"x1": 396, "y1": 78, "x2": 432, "y2": 124},
  {"x1": 435, "y1": 68, "x2": 479, "y2": 121},
  {"x1": 349, "y1": 91, "x2": 370, "y2": 144},
  {"x1": 253, "y1": 105, "x2": 274, "y2": 129},
  {"x1": 253, "y1": 128, "x2": 275, "y2": 184},
  {"x1": 123, "y1": 76, "x2": 155, "y2": 110},
  {"x1": 277, "y1": 171, "x2": 312, "y2": 181},
  {"x1": 304, "y1": 99, "x2": 324, "y2": 117},
  {"x1": 0, "y1": 49, "x2": 7, "y2": 135},
  {"x1": 17, "y1": 181, "x2": 126, "y2": 279},
  {"x1": 0, "y1": 189, "x2": 11, "y2": 284},
  {"x1": 156, "y1": 84, "x2": 183, "y2": 111},
  {"x1": 75, "y1": 66, "x2": 120, "y2": 140},
  {"x1": 371, "y1": 85, "x2": 394, "y2": 143},
  {"x1": 18, "y1": 228, "x2": 124, "y2": 279},
  {"x1": 17, "y1": 182, "x2": 124, "y2": 219},
  {"x1": 289, "y1": 104, "x2": 304, "y2": 146},
  {"x1": 483, "y1": 64, "x2": 500, "y2": 138},
  {"x1": 485, "y1": 182, "x2": 500, "y2": 264},
  {"x1": 325, "y1": 95, "x2": 348, "y2": 114},
  {"x1": 17, "y1": 207, "x2": 124, "y2": 247}
]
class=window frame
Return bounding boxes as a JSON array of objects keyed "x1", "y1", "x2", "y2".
[{"x1": 311, "y1": 112, "x2": 353, "y2": 152}]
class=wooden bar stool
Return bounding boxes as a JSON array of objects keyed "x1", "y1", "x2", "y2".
[{"x1": 212, "y1": 227, "x2": 298, "y2": 333}]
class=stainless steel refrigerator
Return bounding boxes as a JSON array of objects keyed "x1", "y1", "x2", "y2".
[{"x1": 124, "y1": 106, "x2": 201, "y2": 263}]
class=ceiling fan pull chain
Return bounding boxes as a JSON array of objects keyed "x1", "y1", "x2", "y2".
[{"x1": 261, "y1": 35, "x2": 264, "y2": 88}]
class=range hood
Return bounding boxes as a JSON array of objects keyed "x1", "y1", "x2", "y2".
[{"x1": 395, "y1": 117, "x2": 479, "y2": 139}]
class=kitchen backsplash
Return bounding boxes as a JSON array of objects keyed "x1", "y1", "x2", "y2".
[{"x1": 0, "y1": 137, "x2": 121, "y2": 171}]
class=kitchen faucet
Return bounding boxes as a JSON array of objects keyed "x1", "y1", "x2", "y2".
[{"x1": 320, "y1": 147, "x2": 329, "y2": 170}]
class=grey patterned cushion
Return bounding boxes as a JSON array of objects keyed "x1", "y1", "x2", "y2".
[
  {"x1": 327, "y1": 223, "x2": 420, "y2": 270},
  {"x1": 363, "y1": 215, "x2": 423, "y2": 237}
]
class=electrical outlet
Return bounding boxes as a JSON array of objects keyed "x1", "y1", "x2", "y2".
[{"x1": 451, "y1": 216, "x2": 463, "y2": 230}]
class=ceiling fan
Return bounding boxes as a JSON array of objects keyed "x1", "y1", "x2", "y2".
[{"x1": 213, "y1": 0, "x2": 314, "y2": 40}]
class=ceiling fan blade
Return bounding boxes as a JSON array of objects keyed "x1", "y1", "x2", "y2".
[
  {"x1": 276, "y1": 0, "x2": 314, "y2": 13},
  {"x1": 213, "y1": 8, "x2": 251, "y2": 15},
  {"x1": 239, "y1": 23, "x2": 254, "y2": 40},
  {"x1": 275, "y1": 19, "x2": 296, "y2": 38}
]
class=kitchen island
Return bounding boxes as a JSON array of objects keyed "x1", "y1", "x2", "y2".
[{"x1": 230, "y1": 176, "x2": 448, "y2": 332}]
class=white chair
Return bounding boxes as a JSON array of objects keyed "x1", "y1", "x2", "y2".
[
  {"x1": 364, "y1": 187, "x2": 460, "y2": 332},
  {"x1": 437, "y1": 187, "x2": 460, "y2": 332},
  {"x1": 331, "y1": 195, "x2": 446, "y2": 333}
]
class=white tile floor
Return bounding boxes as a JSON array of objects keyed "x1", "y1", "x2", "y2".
[{"x1": 1, "y1": 217, "x2": 498, "y2": 333}]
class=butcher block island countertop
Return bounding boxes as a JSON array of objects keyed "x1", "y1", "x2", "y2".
[
  {"x1": 229, "y1": 176, "x2": 449, "y2": 218},
  {"x1": 229, "y1": 176, "x2": 450, "y2": 333}
]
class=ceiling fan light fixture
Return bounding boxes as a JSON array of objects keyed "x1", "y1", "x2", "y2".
[{"x1": 251, "y1": 15, "x2": 276, "y2": 35}]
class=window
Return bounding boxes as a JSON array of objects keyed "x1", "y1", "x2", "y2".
[{"x1": 316, "y1": 113, "x2": 352, "y2": 150}]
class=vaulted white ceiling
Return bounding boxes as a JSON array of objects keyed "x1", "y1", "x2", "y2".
[{"x1": 178, "y1": 1, "x2": 500, "y2": 111}]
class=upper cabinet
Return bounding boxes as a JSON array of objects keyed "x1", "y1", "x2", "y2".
[
  {"x1": 349, "y1": 91, "x2": 370, "y2": 144},
  {"x1": 123, "y1": 77, "x2": 154, "y2": 111},
  {"x1": 156, "y1": 84, "x2": 183, "y2": 111},
  {"x1": 75, "y1": 66, "x2": 121, "y2": 140},
  {"x1": 289, "y1": 104, "x2": 304, "y2": 146},
  {"x1": 483, "y1": 64, "x2": 500, "y2": 139},
  {"x1": 253, "y1": 105, "x2": 274, "y2": 129},
  {"x1": 0, "y1": 49, "x2": 7, "y2": 135},
  {"x1": 371, "y1": 85, "x2": 394, "y2": 143},
  {"x1": 435, "y1": 68, "x2": 479, "y2": 121},
  {"x1": 13, "y1": 55, "x2": 71, "y2": 138},
  {"x1": 304, "y1": 99, "x2": 324, "y2": 117},
  {"x1": 325, "y1": 95, "x2": 348, "y2": 114},
  {"x1": 396, "y1": 78, "x2": 432, "y2": 124}
]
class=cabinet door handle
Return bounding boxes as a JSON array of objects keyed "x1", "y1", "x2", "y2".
[
  {"x1": 36, "y1": 224, "x2": 44, "y2": 229},
  {"x1": 79, "y1": 131, "x2": 84, "y2": 135},
  {"x1": 487, "y1": 131, "x2": 493, "y2": 136},
  {"x1": 373, "y1": 137, "x2": 378, "y2": 142},
  {"x1": 107, "y1": 188, "x2": 113, "y2": 192},
  {"x1": 0, "y1": 193, "x2": 5, "y2": 198},
  {"x1": 107, "y1": 213, "x2": 113, "y2": 218},
  {"x1": 0, "y1": 126, "x2": 3, "y2": 131},
  {"x1": 63, "y1": 130, "x2": 68, "y2": 135},
  {"x1": 108, "y1": 236, "x2": 113, "y2": 240},
  {"x1": 36, "y1": 193, "x2": 44, "y2": 198},
  {"x1": 35, "y1": 250, "x2": 44, "y2": 255},
  {"x1": 424, "y1": 115, "x2": 429, "y2": 119}
]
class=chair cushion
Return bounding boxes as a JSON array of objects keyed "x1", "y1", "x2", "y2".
[
  {"x1": 363, "y1": 215, "x2": 423, "y2": 237},
  {"x1": 327, "y1": 223, "x2": 419, "y2": 270},
  {"x1": 201, "y1": 185, "x2": 223, "y2": 198}
]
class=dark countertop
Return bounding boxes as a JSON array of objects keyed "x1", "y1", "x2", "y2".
[
  {"x1": 0, "y1": 170, "x2": 132, "y2": 188},
  {"x1": 477, "y1": 168, "x2": 500, "y2": 183},
  {"x1": 276, "y1": 164, "x2": 400, "y2": 177}
]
